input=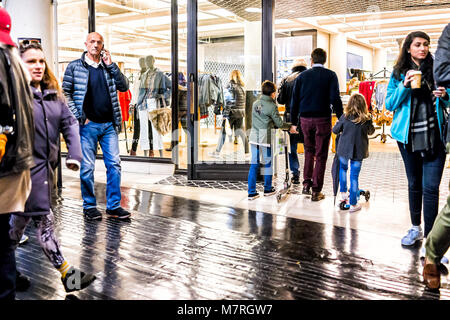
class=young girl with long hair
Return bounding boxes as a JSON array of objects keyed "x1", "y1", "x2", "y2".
[
  {"x1": 332, "y1": 93, "x2": 375, "y2": 212},
  {"x1": 9, "y1": 41, "x2": 96, "y2": 293}
]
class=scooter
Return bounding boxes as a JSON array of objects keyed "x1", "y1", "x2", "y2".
[
  {"x1": 339, "y1": 189, "x2": 371, "y2": 210},
  {"x1": 277, "y1": 130, "x2": 291, "y2": 203}
]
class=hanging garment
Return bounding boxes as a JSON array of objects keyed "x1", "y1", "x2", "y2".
[
  {"x1": 118, "y1": 90, "x2": 132, "y2": 122},
  {"x1": 371, "y1": 80, "x2": 392, "y2": 126},
  {"x1": 198, "y1": 73, "x2": 224, "y2": 119},
  {"x1": 358, "y1": 80, "x2": 376, "y2": 111}
]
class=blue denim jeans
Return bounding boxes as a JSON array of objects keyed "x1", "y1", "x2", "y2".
[
  {"x1": 248, "y1": 144, "x2": 273, "y2": 195},
  {"x1": 289, "y1": 133, "x2": 300, "y2": 178},
  {"x1": 339, "y1": 157, "x2": 362, "y2": 206},
  {"x1": 80, "y1": 121, "x2": 121, "y2": 211},
  {"x1": 0, "y1": 214, "x2": 15, "y2": 300},
  {"x1": 398, "y1": 142, "x2": 446, "y2": 237}
]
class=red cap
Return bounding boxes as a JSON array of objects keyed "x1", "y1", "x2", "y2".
[{"x1": 0, "y1": 8, "x2": 15, "y2": 47}]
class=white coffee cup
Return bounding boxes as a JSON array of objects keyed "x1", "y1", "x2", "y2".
[{"x1": 410, "y1": 71, "x2": 422, "y2": 89}]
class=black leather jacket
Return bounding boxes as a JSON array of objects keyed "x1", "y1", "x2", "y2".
[
  {"x1": 434, "y1": 23, "x2": 450, "y2": 88},
  {"x1": 0, "y1": 46, "x2": 34, "y2": 178}
]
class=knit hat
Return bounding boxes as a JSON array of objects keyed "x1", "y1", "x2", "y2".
[
  {"x1": 0, "y1": 8, "x2": 15, "y2": 47},
  {"x1": 292, "y1": 58, "x2": 307, "y2": 68}
]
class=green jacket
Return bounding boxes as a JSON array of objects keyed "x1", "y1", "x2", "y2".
[{"x1": 249, "y1": 95, "x2": 290, "y2": 146}]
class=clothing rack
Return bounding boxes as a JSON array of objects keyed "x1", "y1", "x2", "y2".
[{"x1": 367, "y1": 68, "x2": 392, "y2": 143}]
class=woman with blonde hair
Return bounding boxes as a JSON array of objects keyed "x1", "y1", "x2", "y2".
[
  {"x1": 332, "y1": 93, "x2": 375, "y2": 212},
  {"x1": 9, "y1": 41, "x2": 96, "y2": 293},
  {"x1": 210, "y1": 69, "x2": 249, "y2": 157}
]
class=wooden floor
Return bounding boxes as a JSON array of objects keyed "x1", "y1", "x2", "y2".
[{"x1": 15, "y1": 179, "x2": 450, "y2": 300}]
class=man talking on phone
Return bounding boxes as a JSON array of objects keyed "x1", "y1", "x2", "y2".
[{"x1": 63, "y1": 32, "x2": 130, "y2": 220}]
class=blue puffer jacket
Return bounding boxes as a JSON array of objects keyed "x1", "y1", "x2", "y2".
[
  {"x1": 62, "y1": 52, "x2": 129, "y2": 133},
  {"x1": 385, "y1": 73, "x2": 450, "y2": 144}
]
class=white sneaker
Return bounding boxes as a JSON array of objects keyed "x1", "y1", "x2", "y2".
[
  {"x1": 208, "y1": 151, "x2": 221, "y2": 158},
  {"x1": 349, "y1": 204, "x2": 361, "y2": 212}
]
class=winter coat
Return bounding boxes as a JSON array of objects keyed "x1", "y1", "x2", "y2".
[
  {"x1": 385, "y1": 73, "x2": 450, "y2": 144},
  {"x1": 0, "y1": 45, "x2": 34, "y2": 178},
  {"x1": 62, "y1": 52, "x2": 129, "y2": 133},
  {"x1": 434, "y1": 23, "x2": 450, "y2": 88},
  {"x1": 249, "y1": 95, "x2": 290, "y2": 147},
  {"x1": 332, "y1": 115, "x2": 375, "y2": 161},
  {"x1": 22, "y1": 87, "x2": 82, "y2": 216},
  {"x1": 224, "y1": 80, "x2": 245, "y2": 119}
]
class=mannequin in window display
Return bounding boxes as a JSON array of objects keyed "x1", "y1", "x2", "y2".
[{"x1": 143, "y1": 55, "x2": 172, "y2": 157}]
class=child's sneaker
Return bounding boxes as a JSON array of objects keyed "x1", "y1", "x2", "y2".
[
  {"x1": 349, "y1": 204, "x2": 361, "y2": 212},
  {"x1": 264, "y1": 187, "x2": 276, "y2": 196},
  {"x1": 248, "y1": 193, "x2": 260, "y2": 200}
]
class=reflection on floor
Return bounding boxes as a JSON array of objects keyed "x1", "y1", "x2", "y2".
[{"x1": 15, "y1": 180, "x2": 450, "y2": 300}]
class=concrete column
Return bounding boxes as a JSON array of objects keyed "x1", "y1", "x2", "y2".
[
  {"x1": 329, "y1": 33, "x2": 347, "y2": 93},
  {"x1": 373, "y1": 48, "x2": 387, "y2": 74},
  {"x1": 5, "y1": 0, "x2": 57, "y2": 72},
  {"x1": 244, "y1": 21, "x2": 261, "y2": 91}
]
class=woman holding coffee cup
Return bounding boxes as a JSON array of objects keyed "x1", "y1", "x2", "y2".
[{"x1": 386, "y1": 31, "x2": 450, "y2": 253}]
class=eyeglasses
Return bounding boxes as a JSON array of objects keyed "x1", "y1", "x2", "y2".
[{"x1": 18, "y1": 39, "x2": 42, "y2": 51}]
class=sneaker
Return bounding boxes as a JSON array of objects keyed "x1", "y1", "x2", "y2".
[
  {"x1": 349, "y1": 204, "x2": 361, "y2": 212},
  {"x1": 208, "y1": 151, "x2": 221, "y2": 158},
  {"x1": 401, "y1": 228, "x2": 423, "y2": 246},
  {"x1": 83, "y1": 208, "x2": 102, "y2": 221},
  {"x1": 106, "y1": 207, "x2": 131, "y2": 219},
  {"x1": 292, "y1": 176, "x2": 300, "y2": 185},
  {"x1": 311, "y1": 192, "x2": 325, "y2": 201},
  {"x1": 302, "y1": 185, "x2": 311, "y2": 195},
  {"x1": 19, "y1": 234, "x2": 29, "y2": 245},
  {"x1": 61, "y1": 267, "x2": 96, "y2": 293},
  {"x1": 16, "y1": 270, "x2": 31, "y2": 292},
  {"x1": 423, "y1": 258, "x2": 440, "y2": 290},
  {"x1": 248, "y1": 193, "x2": 260, "y2": 200},
  {"x1": 264, "y1": 187, "x2": 276, "y2": 196}
]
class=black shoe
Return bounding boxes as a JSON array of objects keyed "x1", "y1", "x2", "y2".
[
  {"x1": 61, "y1": 267, "x2": 96, "y2": 293},
  {"x1": 292, "y1": 176, "x2": 300, "y2": 185},
  {"x1": 264, "y1": 187, "x2": 276, "y2": 196},
  {"x1": 16, "y1": 270, "x2": 31, "y2": 292},
  {"x1": 248, "y1": 193, "x2": 260, "y2": 200},
  {"x1": 302, "y1": 185, "x2": 311, "y2": 195},
  {"x1": 311, "y1": 192, "x2": 325, "y2": 201},
  {"x1": 106, "y1": 207, "x2": 131, "y2": 219},
  {"x1": 83, "y1": 208, "x2": 102, "y2": 221}
]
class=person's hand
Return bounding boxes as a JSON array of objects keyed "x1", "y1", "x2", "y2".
[
  {"x1": 403, "y1": 70, "x2": 416, "y2": 87},
  {"x1": 102, "y1": 49, "x2": 112, "y2": 65},
  {"x1": 289, "y1": 125, "x2": 298, "y2": 134},
  {"x1": 85, "y1": 118, "x2": 90, "y2": 125},
  {"x1": 433, "y1": 86, "x2": 447, "y2": 98},
  {"x1": 66, "y1": 162, "x2": 79, "y2": 171}
]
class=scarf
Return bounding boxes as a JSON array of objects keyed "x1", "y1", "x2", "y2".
[{"x1": 409, "y1": 59, "x2": 438, "y2": 156}]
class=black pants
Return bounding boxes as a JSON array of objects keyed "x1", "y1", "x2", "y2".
[{"x1": 0, "y1": 214, "x2": 15, "y2": 300}]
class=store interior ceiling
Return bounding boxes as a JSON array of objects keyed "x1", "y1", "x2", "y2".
[{"x1": 57, "y1": 0, "x2": 450, "y2": 72}]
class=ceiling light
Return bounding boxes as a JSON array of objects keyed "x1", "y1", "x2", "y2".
[
  {"x1": 95, "y1": 12, "x2": 110, "y2": 17},
  {"x1": 424, "y1": 0, "x2": 433, "y2": 3},
  {"x1": 288, "y1": 10, "x2": 296, "y2": 13},
  {"x1": 245, "y1": 8, "x2": 262, "y2": 13}
]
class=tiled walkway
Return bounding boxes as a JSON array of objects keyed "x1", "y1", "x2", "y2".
[{"x1": 15, "y1": 177, "x2": 450, "y2": 300}]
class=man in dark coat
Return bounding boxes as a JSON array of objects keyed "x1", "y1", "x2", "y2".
[
  {"x1": 63, "y1": 32, "x2": 130, "y2": 221},
  {"x1": 423, "y1": 23, "x2": 450, "y2": 290},
  {"x1": 290, "y1": 48, "x2": 343, "y2": 201},
  {"x1": 277, "y1": 58, "x2": 307, "y2": 184},
  {"x1": 0, "y1": 8, "x2": 34, "y2": 300}
]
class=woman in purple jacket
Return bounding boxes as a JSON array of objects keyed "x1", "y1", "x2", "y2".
[{"x1": 9, "y1": 41, "x2": 96, "y2": 293}]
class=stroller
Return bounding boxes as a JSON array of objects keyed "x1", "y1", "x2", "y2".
[
  {"x1": 331, "y1": 133, "x2": 370, "y2": 210},
  {"x1": 276, "y1": 129, "x2": 292, "y2": 203}
]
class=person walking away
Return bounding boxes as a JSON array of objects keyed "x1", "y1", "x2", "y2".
[
  {"x1": 0, "y1": 8, "x2": 34, "y2": 300},
  {"x1": 9, "y1": 41, "x2": 96, "y2": 293},
  {"x1": 248, "y1": 81, "x2": 292, "y2": 200},
  {"x1": 332, "y1": 93, "x2": 375, "y2": 212},
  {"x1": 422, "y1": 23, "x2": 450, "y2": 289},
  {"x1": 290, "y1": 48, "x2": 343, "y2": 201},
  {"x1": 385, "y1": 31, "x2": 449, "y2": 250},
  {"x1": 62, "y1": 32, "x2": 131, "y2": 221},
  {"x1": 277, "y1": 58, "x2": 307, "y2": 185}
]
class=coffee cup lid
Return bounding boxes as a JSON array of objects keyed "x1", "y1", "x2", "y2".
[{"x1": 411, "y1": 71, "x2": 422, "y2": 75}]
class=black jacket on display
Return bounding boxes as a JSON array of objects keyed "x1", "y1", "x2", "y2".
[
  {"x1": 62, "y1": 52, "x2": 129, "y2": 133},
  {"x1": 434, "y1": 23, "x2": 450, "y2": 88},
  {"x1": 0, "y1": 45, "x2": 34, "y2": 178},
  {"x1": 332, "y1": 115, "x2": 375, "y2": 161},
  {"x1": 290, "y1": 65, "x2": 343, "y2": 126}
]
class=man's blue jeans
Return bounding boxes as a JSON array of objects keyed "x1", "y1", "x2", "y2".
[
  {"x1": 289, "y1": 133, "x2": 300, "y2": 178},
  {"x1": 339, "y1": 157, "x2": 362, "y2": 206},
  {"x1": 248, "y1": 144, "x2": 273, "y2": 195},
  {"x1": 80, "y1": 122, "x2": 121, "y2": 211}
]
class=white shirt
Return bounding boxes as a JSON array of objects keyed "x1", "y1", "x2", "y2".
[{"x1": 84, "y1": 54, "x2": 100, "y2": 68}]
